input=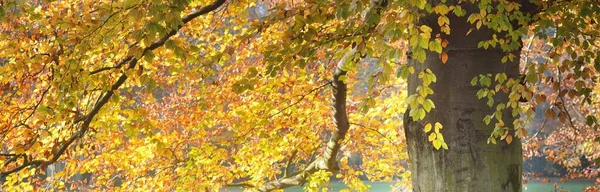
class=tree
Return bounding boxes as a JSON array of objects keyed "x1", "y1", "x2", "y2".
[
  {"x1": 1, "y1": 0, "x2": 600, "y2": 191},
  {"x1": 403, "y1": 5, "x2": 525, "y2": 191}
]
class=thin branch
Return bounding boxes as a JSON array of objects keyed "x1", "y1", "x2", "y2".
[
  {"x1": 253, "y1": 1, "x2": 387, "y2": 190},
  {"x1": 531, "y1": 115, "x2": 548, "y2": 139},
  {"x1": 283, "y1": 149, "x2": 298, "y2": 177},
  {"x1": 227, "y1": 183, "x2": 256, "y2": 188},
  {"x1": 88, "y1": 56, "x2": 133, "y2": 75},
  {"x1": 254, "y1": 40, "x2": 357, "y2": 192},
  {"x1": 349, "y1": 122, "x2": 396, "y2": 144},
  {"x1": 0, "y1": 0, "x2": 227, "y2": 177},
  {"x1": 268, "y1": 82, "x2": 332, "y2": 118},
  {"x1": 559, "y1": 96, "x2": 580, "y2": 133},
  {"x1": 554, "y1": 54, "x2": 580, "y2": 134},
  {"x1": 234, "y1": 81, "x2": 332, "y2": 141}
]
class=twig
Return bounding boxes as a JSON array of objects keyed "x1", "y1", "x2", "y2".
[
  {"x1": 349, "y1": 122, "x2": 396, "y2": 144},
  {"x1": 234, "y1": 82, "x2": 332, "y2": 141},
  {"x1": 268, "y1": 82, "x2": 332, "y2": 118},
  {"x1": 227, "y1": 183, "x2": 256, "y2": 188},
  {"x1": 0, "y1": 0, "x2": 227, "y2": 177},
  {"x1": 283, "y1": 149, "x2": 298, "y2": 177}
]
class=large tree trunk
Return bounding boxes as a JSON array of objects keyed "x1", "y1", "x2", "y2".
[{"x1": 404, "y1": 8, "x2": 523, "y2": 192}]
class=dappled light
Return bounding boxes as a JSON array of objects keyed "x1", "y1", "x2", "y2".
[{"x1": 0, "y1": 0, "x2": 599, "y2": 191}]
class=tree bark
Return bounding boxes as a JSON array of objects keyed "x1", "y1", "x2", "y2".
[{"x1": 404, "y1": 8, "x2": 523, "y2": 192}]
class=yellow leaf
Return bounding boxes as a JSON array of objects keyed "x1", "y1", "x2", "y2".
[
  {"x1": 442, "y1": 142, "x2": 448, "y2": 150},
  {"x1": 435, "y1": 122, "x2": 443, "y2": 130},
  {"x1": 495, "y1": 120, "x2": 504, "y2": 127},
  {"x1": 428, "y1": 132, "x2": 436, "y2": 141},
  {"x1": 127, "y1": 46, "x2": 144, "y2": 58},
  {"x1": 424, "y1": 123, "x2": 432, "y2": 132},
  {"x1": 433, "y1": 139, "x2": 442, "y2": 150},
  {"x1": 506, "y1": 135, "x2": 513, "y2": 144},
  {"x1": 436, "y1": 132, "x2": 444, "y2": 142},
  {"x1": 516, "y1": 128, "x2": 528, "y2": 138}
]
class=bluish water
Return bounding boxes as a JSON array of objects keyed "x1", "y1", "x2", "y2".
[
  {"x1": 224, "y1": 180, "x2": 595, "y2": 191},
  {"x1": 523, "y1": 180, "x2": 595, "y2": 192}
]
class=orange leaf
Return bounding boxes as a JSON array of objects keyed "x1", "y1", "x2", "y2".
[
  {"x1": 545, "y1": 109, "x2": 556, "y2": 119},
  {"x1": 441, "y1": 52, "x2": 448, "y2": 64}
]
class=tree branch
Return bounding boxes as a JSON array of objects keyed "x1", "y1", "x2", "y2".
[
  {"x1": 253, "y1": 1, "x2": 387, "y2": 190},
  {"x1": 256, "y1": 43, "x2": 358, "y2": 192},
  {"x1": 227, "y1": 183, "x2": 256, "y2": 188},
  {"x1": 89, "y1": 56, "x2": 133, "y2": 75},
  {"x1": 0, "y1": 0, "x2": 227, "y2": 177},
  {"x1": 268, "y1": 82, "x2": 332, "y2": 118},
  {"x1": 235, "y1": 81, "x2": 332, "y2": 142},
  {"x1": 284, "y1": 149, "x2": 298, "y2": 177},
  {"x1": 349, "y1": 122, "x2": 396, "y2": 144}
]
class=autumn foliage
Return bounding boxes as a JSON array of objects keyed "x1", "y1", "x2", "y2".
[{"x1": 0, "y1": 0, "x2": 599, "y2": 191}]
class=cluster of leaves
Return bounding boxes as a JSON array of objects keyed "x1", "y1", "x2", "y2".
[
  {"x1": 0, "y1": 0, "x2": 412, "y2": 191},
  {"x1": 1, "y1": 0, "x2": 600, "y2": 191},
  {"x1": 423, "y1": 122, "x2": 447, "y2": 150},
  {"x1": 465, "y1": 0, "x2": 600, "y2": 184}
]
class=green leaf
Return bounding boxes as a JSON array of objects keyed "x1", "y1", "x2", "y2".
[
  {"x1": 477, "y1": 89, "x2": 486, "y2": 99},
  {"x1": 247, "y1": 67, "x2": 258, "y2": 78},
  {"x1": 586, "y1": 115, "x2": 597, "y2": 126},
  {"x1": 397, "y1": 65, "x2": 411, "y2": 79},
  {"x1": 429, "y1": 40, "x2": 442, "y2": 53},
  {"x1": 422, "y1": 74, "x2": 431, "y2": 86},
  {"x1": 425, "y1": 99, "x2": 435, "y2": 110},
  {"x1": 419, "y1": 25, "x2": 432, "y2": 33},
  {"x1": 338, "y1": 75, "x2": 349, "y2": 83},
  {"x1": 414, "y1": 48, "x2": 426, "y2": 63},
  {"x1": 429, "y1": 72, "x2": 437, "y2": 83},
  {"x1": 423, "y1": 99, "x2": 432, "y2": 112},
  {"x1": 419, "y1": 37, "x2": 429, "y2": 49},
  {"x1": 414, "y1": 108, "x2": 426, "y2": 120},
  {"x1": 471, "y1": 77, "x2": 478, "y2": 86},
  {"x1": 453, "y1": 6, "x2": 466, "y2": 16},
  {"x1": 480, "y1": 75, "x2": 492, "y2": 87},
  {"x1": 487, "y1": 95, "x2": 494, "y2": 107},
  {"x1": 496, "y1": 103, "x2": 506, "y2": 111},
  {"x1": 495, "y1": 73, "x2": 507, "y2": 83},
  {"x1": 526, "y1": 73, "x2": 538, "y2": 83},
  {"x1": 483, "y1": 115, "x2": 492, "y2": 125}
]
